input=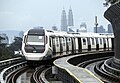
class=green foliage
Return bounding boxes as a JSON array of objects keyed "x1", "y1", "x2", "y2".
[
  {"x1": 0, "y1": 36, "x2": 5, "y2": 44},
  {"x1": 0, "y1": 45, "x2": 14, "y2": 60},
  {"x1": 0, "y1": 37, "x2": 22, "y2": 61},
  {"x1": 9, "y1": 37, "x2": 22, "y2": 51}
]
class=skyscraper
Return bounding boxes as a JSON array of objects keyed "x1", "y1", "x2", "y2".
[
  {"x1": 108, "y1": 24, "x2": 113, "y2": 33},
  {"x1": 68, "y1": 7, "x2": 74, "y2": 26},
  {"x1": 61, "y1": 8, "x2": 67, "y2": 32}
]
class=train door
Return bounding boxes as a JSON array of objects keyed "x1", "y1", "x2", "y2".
[
  {"x1": 68, "y1": 37, "x2": 72, "y2": 54},
  {"x1": 111, "y1": 38, "x2": 114, "y2": 51},
  {"x1": 66, "y1": 37, "x2": 72, "y2": 54},
  {"x1": 55, "y1": 37, "x2": 60, "y2": 56},
  {"x1": 87, "y1": 37, "x2": 91, "y2": 51},
  {"x1": 75, "y1": 38, "x2": 78, "y2": 53},
  {"x1": 105, "y1": 38, "x2": 108, "y2": 50},
  {"x1": 99, "y1": 38, "x2": 103, "y2": 50},
  {"x1": 91, "y1": 38, "x2": 96, "y2": 51},
  {"x1": 108, "y1": 38, "x2": 112, "y2": 50},
  {"x1": 73, "y1": 38, "x2": 76, "y2": 54},
  {"x1": 103, "y1": 38, "x2": 106, "y2": 50},
  {"x1": 59, "y1": 37, "x2": 63, "y2": 55},
  {"x1": 62, "y1": 37, "x2": 66, "y2": 55},
  {"x1": 49, "y1": 36, "x2": 52, "y2": 49},
  {"x1": 66, "y1": 37, "x2": 69, "y2": 54},
  {"x1": 96, "y1": 38, "x2": 99, "y2": 50},
  {"x1": 71, "y1": 37, "x2": 76, "y2": 54},
  {"x1": 78, "y1": 37, "x2": 82, "y2": 52},
  {"x1": 51, "y1": 37, "x2": 56, "y2": 55}
]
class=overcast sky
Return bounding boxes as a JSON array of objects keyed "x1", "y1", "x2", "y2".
[{"x1": 0, "y1": 0, "x2": 109, "y2": 32}]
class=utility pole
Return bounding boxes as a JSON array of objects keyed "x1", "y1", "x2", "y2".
[{"x1": 95, "y1": 16, "x2": 98, "y2": 33}]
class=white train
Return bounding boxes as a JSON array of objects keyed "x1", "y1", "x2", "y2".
[{"x1": 22, "y1": 29, "x2": 114, "y2": 62}]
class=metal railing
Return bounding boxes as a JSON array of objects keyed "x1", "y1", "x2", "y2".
[{"x1": 0, "y1": 57, "x2": 24, "y2": 74}]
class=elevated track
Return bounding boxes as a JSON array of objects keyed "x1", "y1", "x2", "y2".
[{"x1": 54, "y1": 51, "x2": 114, "y2": 83}]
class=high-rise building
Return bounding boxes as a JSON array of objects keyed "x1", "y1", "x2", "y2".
[
  {"x1": 68, "y1": 7, "x2": 74, "y2": 26},
  {"x1": 107, "y1": 24, "x2": 113, "y2": 33},
  {"x1": 61, "y1": 8, "x2": 67, "y2": 32}
]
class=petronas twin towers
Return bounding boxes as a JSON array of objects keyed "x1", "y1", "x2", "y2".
[{"x1": 61, "y1": 7, "x2": 74, "y2": 32}]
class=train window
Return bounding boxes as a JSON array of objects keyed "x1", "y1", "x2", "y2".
[
  {"x1": 96, "y1": 38, "x2": 98, "y2": 44},
  {"x1": 56, "y1": 37, "x2": 58, "y2": 41},
  {"x1": 49, "y1": 37, "x2": 51, "y2": 47},
  {"x1": 56, "y1": 37, "x2": 59, "y2": 47},
  {"x1": 52, "y1": 37, "x2": 55, "y2": 45},
  {"x1": 60, "y1": 37, "x2": 63, "y2": 44},
  {"x1": 67, "y1": 38, "x2": 70, "y2": 42},
  {"x1": 69, "y1": 38, "x2": 71, "y2": 41},
  {"x1": 87, "y1": 38, "x2": 91, "y2": 45},
  {"x1": 27, "y1": 35, "x2": 44, "y2": 44},
  {"x1": 103, "y1": 38, "x2": 106, "y2": 44},
  {"x1": 83, "y1": 38, "x2": 86, "y2": 45},
  {"x1": 100, "y1": 38, "x2": 102, "y2": 44},
  {"x1": 63, "y1": 38, "x2": 65, "y2": 46},
  {"x1": 91, "y1": 38, "x2": 95, "y2": 45},
  {"x1": 67, "y1": 38, "x2": 69, "y2": 42}
]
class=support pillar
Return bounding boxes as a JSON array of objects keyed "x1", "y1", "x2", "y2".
[{"x1": 104, "y1": 2, "x2": 120, "y2": 67}]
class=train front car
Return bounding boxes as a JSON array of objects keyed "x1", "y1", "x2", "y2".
[{"x1": 22, "y1": 29, "x2": 51, "y2": 64}]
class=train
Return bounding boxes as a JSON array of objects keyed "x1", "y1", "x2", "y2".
[{"x1": 21, "y1": 28, "x2": 114, "y2": 63}]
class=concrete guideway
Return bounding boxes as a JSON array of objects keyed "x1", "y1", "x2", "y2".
[{"x1": 54, "y1": 53, "x2": 103, "y2": 83}]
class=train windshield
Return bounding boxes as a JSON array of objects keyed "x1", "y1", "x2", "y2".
[{"x1": 27, "y1": 35, "x2": 44, "y2": 45}]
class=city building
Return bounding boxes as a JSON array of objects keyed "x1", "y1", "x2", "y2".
[
  {"x1": 68, "y1": 26, "x2": 75, "y2": 32},
  {"x1": 52, "y1": 25, "x2": 58, "y2": 31},
  {"x1": 61, "y1": 8, "x2": 67, "y2": 32},
  {"x1": 107, "y1": 24, "x2": 113, "y2": 33},
  {"x1": 76, "y1": 22, "x2": 87, "y2": 33},
  {"x1": 0, "y1": 33, "x2": 9, "y2": 45},
  {"x1": 68, "y1": 7, "x2": 74, "y2": 26},
  {"x1": 79, "y1": 22, "x2": 87, "y2": 32},
  {"x1": 94, "y1": 25, "x2": 105, "y2": 33},
  {"x1": 68, "y1": 28, "x2": 74, "y2": 32},
  {"x1": 61, "y1": 7, "x2": 74, "y2": 32},
  {"x1": 67, "y1": 7, "x2": 75, "y2": 32}
]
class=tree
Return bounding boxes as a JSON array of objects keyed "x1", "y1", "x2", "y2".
[
  {"x1": 0, "y1": 36, "x2": 5, "y2": 44},
  {"x1": 0, "y1": 36, "x2": 15, "y2": 60},
  {"x1": 9, "y1": 37, "x2": 22, "y2": 51},
  {"x1": 0, "y1": 36, "x2": 5, "y2": 57}
]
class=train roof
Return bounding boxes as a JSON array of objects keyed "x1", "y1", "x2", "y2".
[
  {"x1": 28, "y1": 29, "x2": 45, "y2": 35},
  {"x1": 24, "y1": 29, "x2": 114, "y2": 38},
  {"x1": 46, "y1": 29, "x2": 114, "y2": 38}
]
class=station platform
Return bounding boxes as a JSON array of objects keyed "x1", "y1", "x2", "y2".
[{"x1": 54, "y1": 54, "x2": 103, "y2": 83}]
